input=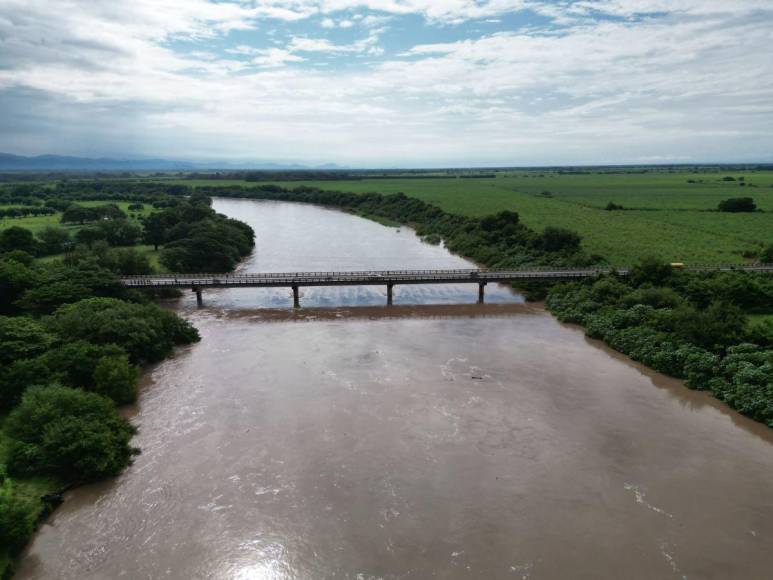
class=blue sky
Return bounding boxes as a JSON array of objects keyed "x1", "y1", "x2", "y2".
[{"x1": 0, "y1": 1, "x2": 772, "y2": 167}]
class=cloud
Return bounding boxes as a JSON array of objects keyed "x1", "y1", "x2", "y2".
[{"x1": 0, "y1": 1, "x2": 771, "y2": 165}]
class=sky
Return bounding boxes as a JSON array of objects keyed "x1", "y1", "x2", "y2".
[{"x1": 0, "y1": 0, "x2": 772, "y2": 167}]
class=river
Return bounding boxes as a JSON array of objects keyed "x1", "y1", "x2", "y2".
[{"x1": 17, "y1": 198, "x2": 773, "y2": 579}]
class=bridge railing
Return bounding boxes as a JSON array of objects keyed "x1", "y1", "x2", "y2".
[{"x1": 119, "y1": 263, "x2": 773, "y2": 286}]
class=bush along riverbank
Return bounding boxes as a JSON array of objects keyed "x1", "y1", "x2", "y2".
[
  {"x1": 547, "y1": 260, "x2": 773, "y2": 426},
  {"x1": 0, "y1": 194, "x2": 254, "y2": 577},
  {"x1": 196, "y1": 184, "x2": 773, "y2": 427}
]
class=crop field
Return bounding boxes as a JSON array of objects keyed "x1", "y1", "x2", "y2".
[{"x1": 169, "y1": 169, "x2": 773, "y2": 265}]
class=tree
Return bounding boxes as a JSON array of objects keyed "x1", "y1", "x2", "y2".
[
  {"x1": 4, "y1": 385, "x2": 138, "y2": 480},
  {"x1": 717, "y1": 197, "x2": 756, "y2": 212},
  {"x1": 0, "y1": 316, "x2": 53, "y2": 366},
  {"x1": 0, "y1": 356, "x2": 53, "y2": 411},
  {"x1": 0, "y1": 258, "x2": 38, "y2": 315},
  {"x1": 37, "y1": 226, "x2": 71, "y2": 255},
  {"x1": 101, "y1": 220, "x2": 141, "y2": 246},
  {"x1": 762, "y1": 245, "x2": 773, "y2": 263},
  {"x1": 92, "y1": 354, "x2": 140, "y2": 404},
  {"x1": 47, "y1": 297, "x2": 200, "y2": 363},
  {"x1": 0, "y1": 475, "x2": 36, "y2": 555},
  {"x1": 534, "y1": 227, "x2": 582, "y2": 252},
  {"x1": 16, "y1": 280, "x2": 93, "y2": 314},
  {"x1": 0, "y1": 227, "x2": 37, "y2": 255},
  {"x1": 41, "y1": 341, "x2": 125, "y2": 391},
  {"x1": 629, "y1": 257, "x2": 673, "y2": 287},
  {"x1": 142, "y1": 213, "x2": 166, "y2": 251},
  {"x1": 75, "y1": 227, "x2": 107, "y2": 246}
]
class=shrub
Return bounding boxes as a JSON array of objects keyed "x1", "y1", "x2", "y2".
[
  {"x1": 717, "y1": 197, "x2": 756, "y2": 212},
  {"x1": 0, "y1": 475, "x2": 35, "y2": 555},
  {"x1": 5, "y1": 385, "x2": 138, "y2": 480},
  {"x1": 0, "y1": 316, "x2": 53, "y2": 366},
  {"x1": 92, "y1": 354, "x2": 140, "y2": 404},
  {"x1": 47, "y1": 297, "x2": 199, "y2": 362}
]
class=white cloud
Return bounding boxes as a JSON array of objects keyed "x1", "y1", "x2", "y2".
[{"x1": 0, "y1": 1, "x2": 772, "y2": 164}]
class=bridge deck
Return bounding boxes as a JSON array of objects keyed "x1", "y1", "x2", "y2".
[{"x1": 121, "y1": 264, "x2": 773, "y2": 289}]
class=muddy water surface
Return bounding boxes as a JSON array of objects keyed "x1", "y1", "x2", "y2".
[{"x1": 17, "y1": 199, "x2": 773, "y2": 579}]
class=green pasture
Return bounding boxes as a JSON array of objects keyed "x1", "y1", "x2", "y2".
[
  {"x1": 0, "y1": 201, "x2": 154, "y2": 234},
  {"x1": 177, "y1": 170, "x2": 773, "y2": 265}
]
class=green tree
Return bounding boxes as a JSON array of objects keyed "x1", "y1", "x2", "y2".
[
  {"x1": 37, "y1": 226, "x2": 71, "y2": 255},
  {"x1": 629, "y1": 257, "x2": 673, "y2": 287},
  {"x1": 0, "y1": 227, "x2": 37, "y2": 255},
  {"x1": 717, "y1": 197, "x2": 756, "y2": 212},
  {"x1": 142, "y1": 213, "x2": 166, "y2": 250},
  {"x1": 92, "y1": 354, "x2": 140, "y2": 404},
  {"x1": 41, "y1": 341, "x2": 125, "y2": 391},
  {"x1": 0, "y1": 356, "x2": 53, "y2": 411},
  {"x1": 47, "y1": 297, "x2": 199, "y2": 362},
  {"x1": 0, "y1": 316, "x2": 53, "y2": 365},
  {"x1": 0, "y1": 257, "x2": 38, "y2": 315},
  {"x1": 5, "y1": 385, "x2": 138, "y2": 480},
  {"x1": 0, "y1": 475, "x2": 36, "y2": 555},
  {"x1": 534, "y1": 227, "x2": 582, "y2": 253}
]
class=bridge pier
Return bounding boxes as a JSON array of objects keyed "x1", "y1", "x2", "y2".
[
  {"x1": 387, "y1": 283, "x2": 394, "y2": 306},
  {"x1": 193, "y1": 287, "x2": 203, "y2": 307},
  {"x1": 478, "y1": 282, "x2": 487, "y2": 304},
  {"x1": 292, "y1": 285, "x2": 300, "y2": 308}
]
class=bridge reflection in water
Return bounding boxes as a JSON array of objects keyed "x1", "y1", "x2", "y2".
[{"x1": 120, "y1": 264, "x2": 773, "y2": 308}]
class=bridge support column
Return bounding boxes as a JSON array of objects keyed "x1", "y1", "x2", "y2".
[
  {"x1": 387, "y1": 283, "x2": 394, "y2": 306},
  {"x1": 478, "y1": 282, "x2": 487, "y2": 304},
  {"x1": 193, "y1": 288, "x2": 203, "y2": 307},
  {"x1": 292, "y1": 285, "x2": 300, "y2": 308}
]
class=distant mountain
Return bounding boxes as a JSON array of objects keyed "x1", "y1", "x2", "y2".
[{"x1": 0, "y1": 153, "x2": 340, "y2": 172}]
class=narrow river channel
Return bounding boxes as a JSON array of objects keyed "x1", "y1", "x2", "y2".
[{"x1": 17, "y1": 199, "x2": 773, "y2": 579}]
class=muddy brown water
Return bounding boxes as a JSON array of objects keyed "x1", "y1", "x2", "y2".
[{"x1": 16, "y1": 199, "x2": 773, "y2": 579}]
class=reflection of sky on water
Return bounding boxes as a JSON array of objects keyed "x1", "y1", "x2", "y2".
[{"x1": 187, "y1": 199, "x2": 522, "y2": 310}]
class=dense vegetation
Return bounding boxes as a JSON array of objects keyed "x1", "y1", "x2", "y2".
[
  {"x1": 0, "y1": 185, "x2": 257, "y2": 576},
  {"x1": 547, "y1": 264, "x2": 773, "y2": 425}
]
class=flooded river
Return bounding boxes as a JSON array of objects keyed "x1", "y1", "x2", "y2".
[{"x1": 17, "y1": 199, "x2": 773, "y2": 579}]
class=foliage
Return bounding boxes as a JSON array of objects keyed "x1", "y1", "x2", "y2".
[
  {"x1": 0, "y1": 227, "x2": 37, "y2": 256},
  {"x1": 47, "y1": 297, "x2": 200, "y2": 363},
  {"x1": 92, "y1": 354, "x2": 140, "y2": 405},
  {"x1": 37, "y1": 226, "x2": 71, "y2": 255},
  {"x1": 0, "y1": 317, "x2": 53, "y2": 366},
  {"x1": 546, "y1": 264, "x2": 773, "y2": 426},
  {"x1": 717, "y1": 197, "x2": 756, "y2": 212},
  {"x1": 4, "y1": 385, "x2": 138, "y2": 480},
  {"x1": 0, "y1": 473, "x2": 36, "y2": 555}
]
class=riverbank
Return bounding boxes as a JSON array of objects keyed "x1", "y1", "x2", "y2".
[
  {"x1": 196, "y1": 187, "x2": 772, "y2": 428},
  {"x1": 15, "y1": 197, "x2": 773, "y2": 577},
  {"x1": 0, "y1": 194, "x2": 255, "y2": 577}
]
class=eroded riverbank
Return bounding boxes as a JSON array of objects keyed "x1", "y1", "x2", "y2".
[{"x1": 16, "y1": 199, "x2": 773, "y2": 579}]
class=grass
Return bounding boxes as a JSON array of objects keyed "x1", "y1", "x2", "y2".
[
  {"x1": 171, "y1": 169, "x2": 773, "y2": 265},
  {"x1": 0, "y1": 201, "x2": 155, "y2": 234}
]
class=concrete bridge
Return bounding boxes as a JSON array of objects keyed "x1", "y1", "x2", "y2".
[{"x1": 120, "y1": 264, "x2": 773, "y2": 307}]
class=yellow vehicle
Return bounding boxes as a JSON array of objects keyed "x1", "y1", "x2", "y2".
[{"x1": 670, "y1": 262, "x2": 685, "y2": 269}]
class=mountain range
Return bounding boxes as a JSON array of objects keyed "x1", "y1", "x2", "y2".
[{"x1": 0, "y1": 153, "x2": 340, "y2": 171}]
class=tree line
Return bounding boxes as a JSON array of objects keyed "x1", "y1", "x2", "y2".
[{"x1": 0, "y1": 188, "x2": 255, "y2": 575}]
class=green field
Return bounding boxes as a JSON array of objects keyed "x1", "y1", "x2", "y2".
[
  {"x1": 169, "y1": 170, "x2": 773, "y2": 265},
  {"x1": 0, "y1": 201, "x2": 154, "y2": 234}
]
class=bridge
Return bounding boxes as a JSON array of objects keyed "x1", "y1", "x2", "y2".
[{"x1": 120, "y1": 264, "x2": 773, "y2": 307}]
